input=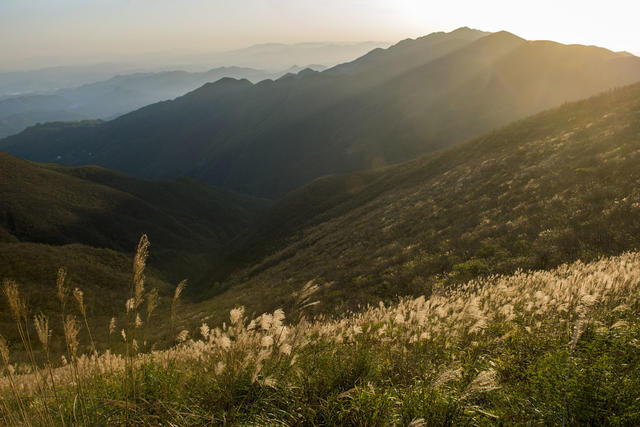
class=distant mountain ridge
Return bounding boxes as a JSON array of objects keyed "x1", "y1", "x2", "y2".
[
  {"x1": 0, "y1": 41, "x2": 385, "y2": 93},
  {"x1": 0, "y1": 66, "x2": 320, "y2": 138},
  {"x1": 327, "y1": 26, "x2": 490, "y2": 79},
  {"x1": 3, "y1": 28, "x2": 640, "y2": 198}
]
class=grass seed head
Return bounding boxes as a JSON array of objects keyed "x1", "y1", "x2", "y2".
[
  {"x1": 132, "y1": 235, "x2": 150, "y2": 304},
  {"x1": 34, "y1": 313, "x2": 50, "y2": 350},
  {"x1": 63, "y1": 315, "x2": 80, "y2": 357},
  {"x1": 0, "y1": 335, "x2": 9, "y2": 365},
  {"x1": 56, "y1": 267, "x2": 68, "y2": 304},
  {"x1": 173, "y1": 280, "x2": 187, "y2": 303},
  {"x1": 146, "y1": 288, "x2": 159, "y2": 320},
  {"x1": 73, "y1": 288, "x2": 85, "y2": 315},
  {"x1": 230, "y1": 307, "x2": 245, "y2": 325},
  {"x1": 3, "y1": 279, "x2": 25, "y2": 321}
]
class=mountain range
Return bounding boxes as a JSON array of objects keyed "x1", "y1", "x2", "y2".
[
  {"x1": 0, "y1": 41, "x2": 385, "y2": 94},
  {"x1": 2, "y1": 28, "x2": 639, "y2": 198},
  {"x1": 0, "y1": 66, "x2": 326, "y2": 138}
]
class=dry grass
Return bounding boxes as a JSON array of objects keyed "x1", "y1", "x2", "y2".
[{"x1": 1, "y1": 236, "x2": 639, "y2": 425}]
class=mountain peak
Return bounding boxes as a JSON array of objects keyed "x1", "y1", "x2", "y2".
[
  {"x1": 297, "y1": 68, "x2": 318, "y2": 77},
  {"x1": 171, "y1": 77, "x2": 254, "y2": 102},
  {"x1": 196, "y1": 77, "x2": 253, "y2": 91},
  {"x1": 327, "y1": 26, "x2": 490, "y2": 78},
  {"x1": 213, "y1": 76, "x2": 251, "y2": 85},
  {"x1": 450, "y1": 26, "x2": 490, "y2": 37},
  {"x1": 488, "y1": 30, "x2": 525, "y2": 41},
  {"x1": 466, "y1": 30, "x2": 526, "y2": 51},
  {"x1": 616, "y1": 51, "x2": 637, "y2": 58}
]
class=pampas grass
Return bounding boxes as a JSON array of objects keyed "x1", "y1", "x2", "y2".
[{"x1": 1, "y1": 237, "x2": 640, "y2": 425}]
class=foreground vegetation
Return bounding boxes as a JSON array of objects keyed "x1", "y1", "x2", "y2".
[{"x1": 1, "y1": 236, "x2": 639, "y2": 425}]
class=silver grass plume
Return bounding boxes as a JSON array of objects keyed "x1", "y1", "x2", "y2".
[
  {"x1": 132, "y1": 234, "x2": 150, "y2": 309},
  {"x1": 34, "y1": 313, "x2": 50, "y2": 351}
]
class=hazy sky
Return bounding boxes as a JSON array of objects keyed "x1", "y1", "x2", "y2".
[{"x1": 2, "y1": 0, "x2": 639, "y2": 69}]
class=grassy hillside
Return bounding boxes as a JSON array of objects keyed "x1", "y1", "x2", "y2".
[
  {"x1": 2, "y1": 251, "x2": 639, "y2": 425},
  {"x1": 0, "y1": 152, "x2": 268, "y2": 349},
  {"x1": 0, "y1": 151, "x2": 267, "y2": 283},
  {"x1": 5, "y1": 29, "x2": 639, "y2": 198},
  {"x1": 0, "y1": 242, "x2": 174, "y2": 357},
  {"x1": 195, "y1": 81, "x2": 640, "y2": 322}
]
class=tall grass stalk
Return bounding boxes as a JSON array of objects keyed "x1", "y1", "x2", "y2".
[
  {"x1": 35, "y1": 313, "x2": 66, "y2": 427},
  {"x1": 73, "y1": 288, "x2": 96, "y2": 356},
  {"x1": 3, "y1": 280, "x2": 54, "y2": 426},
  {"x1": 170, "y1": 280, "x2": 186, "y2": 344},
  {"x1": 0, "y1": 335, "x2": 31, "y2": 426},
  {"x1": 63, "y1": 314, "x2": 88, "y2": 425}
]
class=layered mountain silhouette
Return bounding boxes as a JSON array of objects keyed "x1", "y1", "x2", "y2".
[
  {"x1": 3, "y1": 28, "x2": 639, "y2": 198},
  {"x1": 0, "y1": 42, "x2": 379, "y2": 95},
  {"x1": 0, "y1": 66, "x2": 296, "y2": 138},
  {"x1": 191, "y1": 81, "x2": 640, "y2": 321}
]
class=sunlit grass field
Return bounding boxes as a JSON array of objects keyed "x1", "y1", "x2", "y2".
[{"x1": 1, "y1": 236, "x2": 639, "y2": 425}]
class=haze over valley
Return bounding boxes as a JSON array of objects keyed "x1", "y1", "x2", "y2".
[{"x1": 0, "y1": 41, "x2": 385, "y2": 138}]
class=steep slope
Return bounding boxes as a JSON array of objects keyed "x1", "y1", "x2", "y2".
[
  {"x1": 0, "y1": 151, "x2": 268, "y2": 286},
  {"x1": 194, "y1": 82, "x2": 640, "y2": 322}
]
